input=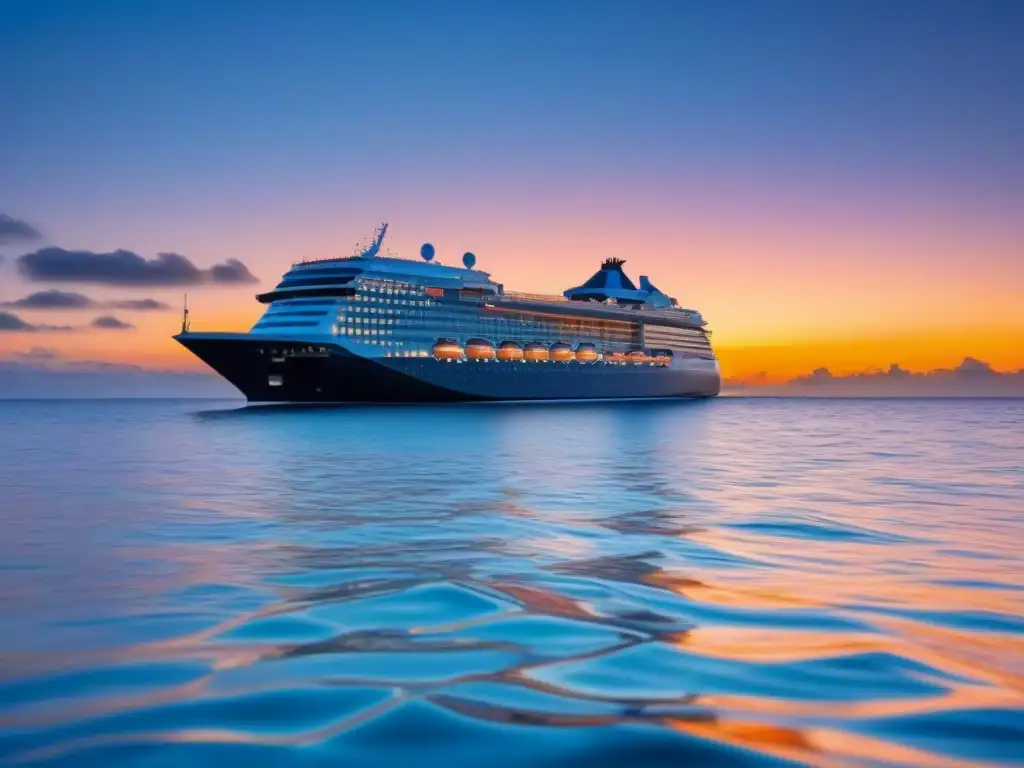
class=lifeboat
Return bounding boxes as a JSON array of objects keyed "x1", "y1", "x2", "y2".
[
  {"x1": 652, "y1": 350, "x2": 673, "y2": 366},
  {"x1": 605, "y1": 351, "x2": 628, "y2": 364},
  {"x1": 550, "y1": 342, "x2": 573, "y2": 362},
  {"x1": 496, "y1": 341, "x2": 524, "y2": 361},
  {"x1": 465, "y1": 337, "x2": 496, "y2": 360},
  {"x1": 575, "y1": 343, "x2": 599, "y2": 362},
  {"x1": 523, "y1": 342, "x2": 549, "y2": 362},
  {"x1": 432, "y1": 339, "x2": 464, "y2": 360},
  {"x1": 627, "y1": 350, "x2": 652, "y2": 364}
]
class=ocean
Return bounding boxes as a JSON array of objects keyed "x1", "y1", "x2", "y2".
[{"x1": 0, "y1": 398, "x2": 1021, "y2": 766}]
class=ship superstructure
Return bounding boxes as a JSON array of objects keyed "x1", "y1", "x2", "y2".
[{"x1": 176, "y1": 224, "x2": 721, "y2": 402}]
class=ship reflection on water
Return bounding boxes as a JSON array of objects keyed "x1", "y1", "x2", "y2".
[{"x1": 0, "y1": 398, "x2": 1022, "y2": 766}]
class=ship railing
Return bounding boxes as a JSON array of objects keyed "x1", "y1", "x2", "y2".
[
  {"x1": 498, "y1": 292, "x2": 706, "y2": 324},
  {"x1": 291, "y1": 255, "x2": 363, "y2": 267},
  {"x1": 500, "y1": 291, "x2": 569, "y2": 303}
]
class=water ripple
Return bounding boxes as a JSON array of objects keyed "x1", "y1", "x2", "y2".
[{"x1": 0, "y1": 398, "x2": 1022, "y2": 766}]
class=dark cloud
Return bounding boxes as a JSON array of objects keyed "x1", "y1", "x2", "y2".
[
  {"x1": 209, "y1": 259, "x2": 258, "y2": 284},
  {"x1": 16, "y1": 248, "x2": 259, "y2": 286},
  {"x1": 725, "y1": 358, "x2": 1024, "y2": 397},
  {"x1": 90, "y1": 315, "x2": 135, "y2": 330},
  {"x1": 108, "y1": 298, "x2": 172, "y2": 311},
  {"x1": 2, "y1": 291, "x2": 173, "y2": 311},
  {"x1": 2, "y1": 290, "x2": 98, "y2": 309},
  {"x1": 0, "y1": 214, "x2": 42, "y2": 244},
  {"x1": 0, "y1": 311, "x2": 73, "y2": 333},
  {"x1": 0, "y1": 312, "x2": 37, "y2": 331}
]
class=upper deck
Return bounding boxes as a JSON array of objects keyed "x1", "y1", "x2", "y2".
[
  {"x1": 257, "y1": 223, "x2": 709, "y2": 330},
  {"x1": 485, "y1": 292, "x2": 706, "y2": 330}
]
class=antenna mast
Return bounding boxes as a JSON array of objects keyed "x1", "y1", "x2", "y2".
[
  {"x1": 360, "y1": 222, "x2": 388, "y2": 259},
  {"x1": 181, "y1": 293, "x2": 190, "y2": 334}
]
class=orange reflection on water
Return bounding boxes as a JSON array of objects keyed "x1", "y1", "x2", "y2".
[
  {"x1": 644, "y1": 571, "x2": 826, "y2": 610},
  {"x1": 666, "y1": 713, "x2": 984, "y2": 768},
  {"x1": 868, "y1": 616, "x2": 1024, "y2": 695},
  {"x1": 675, "y1": 625, "x2": 887, "y2": 663},
  {"x1": 664, "y1": 715, "x2": 820, "y2": 765},
  {"x1": 649, "y1": 526, "x2": 1024, "y2": 620},
  {"x1": 488, "y1": 581, "x2": 588, "y2": 618}
]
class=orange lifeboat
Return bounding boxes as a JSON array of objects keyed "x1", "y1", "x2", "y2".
[
  {"x1": 432, "y1": 339, "x2": 464, "y2": 360},
  {"x1": 605, "y1": 351, "x2": 628, "y2": 364},
  {"x1": 652, "y1": 350, "x2": 673, "y2": 366},
  {"x1": 465, "y1": 337, "x2": 496, "y2": 360},
  {"x1": 524, "y1": 342, "x2": 549, "y2": 362},
  {"x1": 628, "y1": 350, "x2": 652, "y2": 364},
  {"x1": 496, "y1": 341, "x2": 524, "y2": 361},
  {"x1": 575, "y1": 343, "x2": 599, "y2": 362},
  {"x1": 550, "y1": 342, "x2": 573, "y2": 362}
]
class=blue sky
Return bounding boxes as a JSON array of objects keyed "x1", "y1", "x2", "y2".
[
  {"x1": 4, "y1": 0, "x2": 1021, "y2": 222},
  {"x1": 1, "y1": 0, "x2": 1022, "y2": 380}
]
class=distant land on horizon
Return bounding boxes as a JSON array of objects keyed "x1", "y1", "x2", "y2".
[
  {"x1": 1, "y1": 349, "x2": 1020, "y2": 399},
  {"x1": 722, "y1": 357, "x2": 1024, "y2": 398}
]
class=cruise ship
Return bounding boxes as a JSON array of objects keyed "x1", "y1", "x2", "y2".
[{"x1": 175, "y1": 224, "x2": 721, "y2": 402}]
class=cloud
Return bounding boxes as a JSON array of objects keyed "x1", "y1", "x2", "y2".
[
  {"x1": 209, "y1": 259, "x2": 258, "y2": 284},
  {"x1": 0, "y1": 311, "x2": 40, "y2": 331},
  {"x1": 725, "y1": 358, "x2": 1024, "y2": 397},
  {"x1": 10, "y1": 347, "x2": 60, "y2": 361},
  {"x1": 16, "y1": 248, "x2": 259, "y2": 286},
  {"x1": 0, "y1": 213, "x2": 42, "y2": 244},
  {"x1": 2, "y1": 290, "x2": 174, "y2": 311},
  {"x1": 0, "y1": 311, "x2": 72, "y2": 333},
  {"x1": 90, "y1": 315, "x2": 135, "y2": 330},
  {"x1": 108, "y1": 298, "x2": 172, "y2": 311},
  {"x1": 2, "y1": 290, "x2": 98, "y2": 309}
]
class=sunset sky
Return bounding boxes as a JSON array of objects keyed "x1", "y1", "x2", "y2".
[{"x1": 1, "y1": 0, "x2": 1021, "y2": 384}]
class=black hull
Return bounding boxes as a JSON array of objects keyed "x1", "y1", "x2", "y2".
[{"x1": 176, "y1": 334, "x2": 721, "y2": 403}]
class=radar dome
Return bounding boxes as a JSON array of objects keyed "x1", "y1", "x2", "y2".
[
  {"x1": 420, "y1": 243, "x2": 435, "y2": 262},
  {"x1": 462, "y1": 252, "x2": 476, "y2": 269}
]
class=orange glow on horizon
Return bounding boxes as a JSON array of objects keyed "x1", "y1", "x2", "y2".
[
  {"x1": 1, "y1": 218, "x2": 1021, "y2": 381},
  {"x1": 2, "y1": 306, "x2": 1021, "y2": 382}
]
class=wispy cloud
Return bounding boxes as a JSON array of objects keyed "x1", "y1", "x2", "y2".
[
  {"x1": 0, "y1": 213, "x2": 42, "y2": 244},
  {"x1": 1, "y1": 309, "x2": 137, "y2": 333},
  {"x1": 108, "y1": 298, "x2": 172, "y2": 311},
  {"x1": 9, "y1": 347, "x2": 61, "y2": 361},
  {"x1": 17, "y1": 248, "x2": 258, "y2": 286},
  {"x1": 1, "y1": 290, "x2": 173, "y2": 311},
  {"x1": 2, "y1": 290, "x2": 97, "y2": 310},
  {"x1": 90, "y1": 315, "x2": 135, "y2": 330},
  {"x1": 0, "y1": 311, "x2": 73, "y2": 333}
]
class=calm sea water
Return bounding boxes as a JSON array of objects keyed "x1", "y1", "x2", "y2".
[{"x1": 0, "y1": 398, "x2": 1021, "y2": 767}]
